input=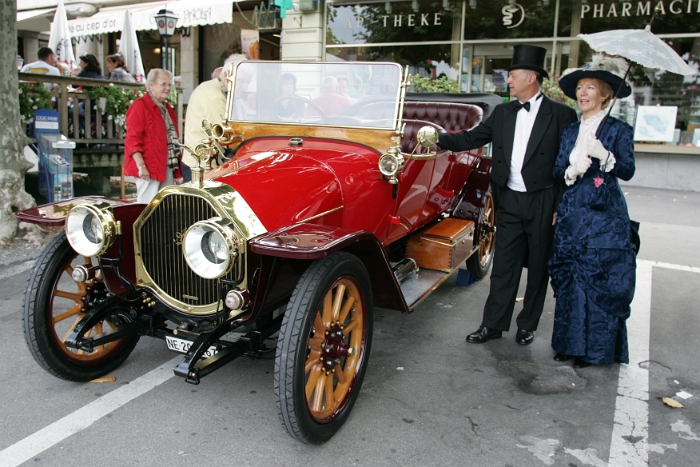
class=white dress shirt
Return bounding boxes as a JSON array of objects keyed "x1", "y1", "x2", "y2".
[{"x1": 507, "y1": 93, "x2": 543, "y2": 192}]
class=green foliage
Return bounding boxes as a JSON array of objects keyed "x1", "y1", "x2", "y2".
[
  {"x1": 542, "y1": 77, "x2": 577, "y2": 108},
  {"x1": 411, "y1": 75, "x2": 461, "y2": 93},
  {"x1": 87, "y1": 84, "x2": 145, "y2": 126},
  {"x1": 18, "y1": 83, "x2": 53, "y2": 122}
]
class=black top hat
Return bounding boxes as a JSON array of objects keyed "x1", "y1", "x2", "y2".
[{"x1": 506, "y1": 45, "x2": 549, "y2": 79}]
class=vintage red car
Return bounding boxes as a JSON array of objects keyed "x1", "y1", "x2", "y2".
[{"x1": 17, "y1": 61, "x2": 496, "y2": 444}]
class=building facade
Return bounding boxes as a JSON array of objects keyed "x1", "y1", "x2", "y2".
[{"x1": 282, "y1": 0, "x2": 700, "y2": 147}]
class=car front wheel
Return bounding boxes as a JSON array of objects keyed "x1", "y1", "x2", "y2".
[
  {"x1": 22, "y1": 232, "x2": 139, "y2": 381},
  {"x1": 274, "y1": 252, "x2": 373, "y2": 444}
]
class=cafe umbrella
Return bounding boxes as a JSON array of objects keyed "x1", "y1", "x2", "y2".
[
  {"x1": 117, "y1": 9, "x2": 146, "y2": 83},
  {"x1": 576, "y1": 2, "x2": 696, "y2": 136},
  {"x1": 48, "y1": 0, "x2": 77, "y2": 70}
]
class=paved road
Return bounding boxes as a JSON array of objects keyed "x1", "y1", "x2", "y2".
[{"x1": 0, "y1": 186, "x2": 698, "y2": 466}]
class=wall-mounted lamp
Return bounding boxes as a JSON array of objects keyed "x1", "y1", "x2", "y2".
[
  {"x1": 443, "y1": 0, "x2": 450, "y2": 9},
  {"x1": 153, "y1": 47, "x2": 161, "y2": 54},
  {"x1": 469, "y1": 0, "x2": 477, "y2": 9},
  {"x1": 543, "y1": 0, "x2": 550, "y2": 6},
  {"x1": 412, "y1": 0, "x2": 419, "y2": 12},
  {"x1": 385, "y1": 1, "x2": 392, "y2": 14}
]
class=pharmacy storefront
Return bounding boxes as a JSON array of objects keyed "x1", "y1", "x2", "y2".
[{"x1": 324, "y1": 0, "x2": 700, "y2": 149}]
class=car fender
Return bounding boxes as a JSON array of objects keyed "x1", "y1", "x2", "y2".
[
  {"x1": 250, "y1": 223, "x2": 408, "y2": 312},
  {"x1": 15, "y1": 196, "x2": 145, "y2": 294}
]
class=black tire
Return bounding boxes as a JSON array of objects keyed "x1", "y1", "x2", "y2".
[
  {"x1": 274, "y1": 252, "x2": 373, "y2": 444},
  {"x1": 22, "y1": 232, "x2": 139, "y2": 381},
  {"x1": 467, "y1": 189, "x2": 495, "y2": 279}
]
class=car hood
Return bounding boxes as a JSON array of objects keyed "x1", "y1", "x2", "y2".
[{"x1": 205, "y1": 137, "x2": 385, "y2": 232}]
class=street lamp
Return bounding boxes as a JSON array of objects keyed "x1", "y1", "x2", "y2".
[{"x1": 154, "y1": 8, "x2": 178, "y2": 72}]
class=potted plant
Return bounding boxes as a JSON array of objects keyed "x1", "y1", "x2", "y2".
[
  {"x1": 87, "y1": 84, "x2": 145, "y2": 127},
  {"x1": 18, "y1": 82, "x2": 53, "y2": 123}
]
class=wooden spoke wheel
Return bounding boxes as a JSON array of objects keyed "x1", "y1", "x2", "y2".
[
  {"x1": 23, "y1": 233, "x2": 139, "y2": 381},
  {"x1": 467, "y1": 189, "x2": 495, "y2": 279},
  {"x1": 305, "y1": 277, "x2": 364, "y2": 422},
  {"x1": 275, "y1": 252, "x2": 373, "y2": 444}
]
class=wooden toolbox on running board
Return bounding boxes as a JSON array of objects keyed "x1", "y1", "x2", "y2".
[{"x1": 406, "y1": 218, "x2": 475, "y2": 272}]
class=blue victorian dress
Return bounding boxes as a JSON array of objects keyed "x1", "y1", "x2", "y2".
[{"x1": 549, "y1": 116, "x2": 636, "y2": 365}]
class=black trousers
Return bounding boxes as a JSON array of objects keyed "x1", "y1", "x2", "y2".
[{"x1": 481, "y1": 184, "x2": 557, "y2": 332}]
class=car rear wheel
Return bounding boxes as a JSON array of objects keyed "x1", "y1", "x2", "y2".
[
  {"x1": 22, "y1": 232, "x2": 139, "y2": 381},
  {"x1": 467, "y1": 189, "x2": 495, "y2": 279},
  {"x1": 274, "y1": 252, "x2": 373, "y2": 444}
]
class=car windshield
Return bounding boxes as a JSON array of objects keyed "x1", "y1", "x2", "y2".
[{"x1": 227, "y1": 61, "x2": 404, "y2": 130}]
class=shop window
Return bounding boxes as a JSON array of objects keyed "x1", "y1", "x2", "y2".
[
  {"x1": 463, "y1": 0, "x2": 556, "y2": 40},
  {"x1": 327, "y1": 1, "x2": 459, "y2": 45}
]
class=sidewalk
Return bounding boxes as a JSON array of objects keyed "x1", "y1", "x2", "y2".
[{"x1": 0, "y1": 229, "x2": 57, "y2": 267}]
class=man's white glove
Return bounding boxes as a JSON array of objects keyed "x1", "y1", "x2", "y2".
[{"x1": 587, "y1": 137, "x2": 609, "y2": 161}]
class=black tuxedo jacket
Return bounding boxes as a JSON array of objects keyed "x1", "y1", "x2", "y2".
[{"x1": 438, "y1": 96, "x2": 577, "y2": 195}]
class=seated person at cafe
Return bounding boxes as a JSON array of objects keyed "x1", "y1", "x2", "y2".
[{"x1": 21, "y1": 47, "x2": 60, "y2": 90}]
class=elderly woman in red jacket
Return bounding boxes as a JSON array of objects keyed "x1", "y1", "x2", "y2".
[{"x1": 124, "y1": 68, "x2": 182, "y2": 203}]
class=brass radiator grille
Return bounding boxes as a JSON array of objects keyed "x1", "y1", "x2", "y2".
[{"x1": 140, "y1": 194, "x2": 233, "y2": 308}]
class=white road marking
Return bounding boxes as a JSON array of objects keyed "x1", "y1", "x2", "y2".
[
  {"x1": 0, "y1": 261, "x2": 35, "y2": 281},
  {"x1": 608, "y1": 260, "x2": 652, "y2": 467},
  {"x1": 608, "y1": 259, "x2": 700, "y2": 467},
  {"x1": 0, "y1": 356, "x2": 180, "y2": 467}
]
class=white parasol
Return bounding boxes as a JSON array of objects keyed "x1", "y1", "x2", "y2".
[
  {"x1": 579, "y1": 26, "x2": 695, "y2": 77},
  {"x1": 48, "y1": 0, "x2": 77, "y2": 71},
  {"x1": 577, "y1": 2, "x2": 697, "y2": 136},
  {"x1": 117, "y1": 9, "x2": 146, "y2": 83}
]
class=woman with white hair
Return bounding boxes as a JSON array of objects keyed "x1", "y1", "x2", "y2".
[
  {"x1": 124, "y1": 68, "x2": 183, "y2": 203},
  {"x1": 548, "y1": 55, "x2": 637, "y2": 369}
]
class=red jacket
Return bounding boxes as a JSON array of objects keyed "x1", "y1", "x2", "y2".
[{"x1": 124, "y1": 94, "x2": 181, "y2": 182}]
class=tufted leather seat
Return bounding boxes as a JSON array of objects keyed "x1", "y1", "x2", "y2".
[{"x1": 402, "y1": 102, "x2": 483, "y2": 133}]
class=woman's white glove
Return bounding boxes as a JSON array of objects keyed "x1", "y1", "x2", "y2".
[
  {"x1": 587, "y1": 137, "x2": 609, "y2": 161},
  {"x1": 587, "y1": 136, "x2": 616, "y2": 171},
  {"x1": 564, "y1": 156, "x2": 592, "y2": 185}
]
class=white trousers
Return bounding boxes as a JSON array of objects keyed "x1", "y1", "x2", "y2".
[{"x1": 135, "y1": 169, "x2": 174, "y2": 204}]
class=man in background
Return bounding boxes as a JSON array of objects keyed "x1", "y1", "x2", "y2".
[
  {"x1": 21, "y1": 47, "x2": 60, "y2": 90},
  {"x1": 184, "y1": 54, "x2": 247, "y2": 172}
]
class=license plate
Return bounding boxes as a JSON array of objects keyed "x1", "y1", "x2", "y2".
[{"x1": 165, "y1": 336, "x2": 218, "y2": 358}]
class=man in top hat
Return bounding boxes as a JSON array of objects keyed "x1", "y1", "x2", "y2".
[{"x1": 438, "y1": 45, "x2": 577, "y2": 346}]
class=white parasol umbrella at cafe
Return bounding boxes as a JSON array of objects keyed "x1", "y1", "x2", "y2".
[
  {"x1": 48, "y1": 0, "x2": 77, "y2": 71},
  {"x1": 117, "y1": 9, "x2": 146, "y2": 83}
]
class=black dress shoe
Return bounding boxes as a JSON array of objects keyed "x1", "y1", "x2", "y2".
[
  {"x1": 515, "y1": 329, "x2": 534, "y2": 346},
  {"x1": 466, "y1": 326, "x2": 502, "y2": 344},
  {"x1": 573, "y1": 358, "x2": 592, "y2": 369},
  {"x1": 553, "y1": 353, "x2": 571, "y2": 362}
]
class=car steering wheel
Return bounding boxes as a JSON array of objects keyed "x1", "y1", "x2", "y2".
[{"x1": 270, "y1": 95, "x2": 328, "y2": 124}]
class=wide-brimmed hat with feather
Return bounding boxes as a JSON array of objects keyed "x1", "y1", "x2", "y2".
[{"x1": 559, "y1": 54, "x2": 632, "y2": 100}]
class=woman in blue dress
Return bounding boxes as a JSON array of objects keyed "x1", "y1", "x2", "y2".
[{"x1": 549, "y1": 55, "x2": 637, "y2": 369}]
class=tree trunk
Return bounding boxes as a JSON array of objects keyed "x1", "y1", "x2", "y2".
[{"x1": 0, "y1": 0, "x2": 35, "y2": 241}]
